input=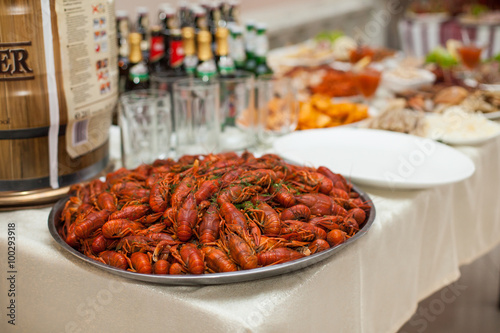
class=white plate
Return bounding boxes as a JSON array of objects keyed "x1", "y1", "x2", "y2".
[
  {"x1": 272, "y1": 128, "x2": 475, "y2": 189},
  {"x1": 425, "y1": 114, "x2": 500, "y2": 145},
  {"x1": 432, "y1": 132, "x2": 500, "y2": 145},
  {"x1": 381, "y1": 69, "x2": 436, "y2": 93},
  {"x1": 268, "y1": 42, "x2": 336, "y2": 68},
  {"x1": 484, "y1": 111, "x2": 500, "y2": 120}
]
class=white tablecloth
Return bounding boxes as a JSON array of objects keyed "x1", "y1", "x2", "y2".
[{"x1": 1, "y1": 135, "x2": 500, "y2": 333}]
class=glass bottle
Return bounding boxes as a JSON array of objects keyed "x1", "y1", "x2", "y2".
[
  {"x1": 219, "y1": 1, "x2": 230, "y2": 24},
  {"x1": 135, "y1": 7, "x2": 150, "y2": 61},
  {"x1": 181, "y1": 27, "x2": 198, "y2": 75},
  {"x1": 116, "y1": 10, "x2": 130, "y2": 93},
  {"x1": 158, "y1": 4, "x2": 177, "y2": 33},
  {"x1": 208, "y1": 1, "x2": 222, "y2": 42},
  {"x1": 167, "y1": 28, "x2": 186, "y2": 75},
  {"x1": 125, "y1": 33, "x2": 150, "y2": 91},
  {"x1": 244, "y1": 20, "x2": 257, "y2": 73},
  {"x1": 193, "y1": 6, "x2": 208, "y2": 34},
  {"x1": 149, "y1": 25, "x2": 167, "y2": 74},
  {"x1": 215, "y1": 27, "x2": 235, "y2": 76},
  {"x1": 228, "y1": 0, "x2": 240, "y2": 24},
  {"x1": 229, "y1": 25, "x2": 246, "y2": 70},
  {"x1": 196, "y1": 31, "x2": 217, "y2": 81},
  {"x1": 254, "y1": 22, "x2": 273, "y2": 77},
  {"x1": 178, "y1": 0, "x2": 193, "y2": 28}
]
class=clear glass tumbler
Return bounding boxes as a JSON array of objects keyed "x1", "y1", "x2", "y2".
[
  {"x1": 218, "y1": 70, "x2": 256, "y2": 151},
  {"x1": 256, "y1": 75, "x2": 299, "y2": 148},
  {"x1": 119, "y1": 89, "x2": 171, "y2": 169},
  {"x1": 172, "y1": 78, "x2": 220, "y2": 157},
  {"x1": 150, "y1": 72, "x2": 188, "y2": 132}
]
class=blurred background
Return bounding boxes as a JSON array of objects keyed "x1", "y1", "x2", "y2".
[{"x1": 116, "y1": 0, "x2": 500, "y2": 50}]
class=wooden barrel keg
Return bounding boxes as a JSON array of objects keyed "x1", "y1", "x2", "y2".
[{"x1": 0, "y1": 0, "x2": 117, "y2": 194}]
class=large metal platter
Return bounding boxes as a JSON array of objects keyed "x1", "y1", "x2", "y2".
[{"x1": 48, "y1": 184, "x2": 376, "y2": 285}]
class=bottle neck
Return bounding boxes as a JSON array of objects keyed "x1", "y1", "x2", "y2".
[
  {"x1": 230, "y1": 33, "x2": 246, "y2": 63},
  {"x1": 209, "y1": 8, "x2": 221, "y2": 27},
  {"x1": 245, "y1": 27, "x2": 255, "y2": 54},
  {"x1": 195, "y1": 16, "x2": 208, "y2": 31},
  {"x1": 118, "y1": 37, "x2": 129, "y2": 58},
  {"x1": 137, "y1": 15, "x2": 149, "y2": 32},
  {"x1": 129, "y1": 42, "x2": 143, "y2": 64},
  {"x1": 216, "y1": 39, "x2": 229, "y2": 57},
  {"x1": 254, "y1": 32, "x2": 268, "y2": 57},
  {"x1": 229, "y1": 6, "x2": 239, "y2": 23},
  {"x1": 198, "y1": 42, "x2": 213, "y2": 62},
  {"x1": 179, "y1": 7, "x2": 191, "y2": 27},
  {"x1": 183, "y1": 37, "x2": 195, "y2": 56},
  {"x1": 161, "y1": 15, "x2": 177, "y2": 32},
  {"x1": 117, "y1": 18, "x2": 129, "y2": 38}
]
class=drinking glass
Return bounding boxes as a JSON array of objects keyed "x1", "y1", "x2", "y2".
[
  {"x1": 353, "y1": 67, "x2": 382, "y2": 104},
  {"x1": 256, "y1": 75, "x2": 299, "y2": 148},
  {"x1": 150, "y1": 72, "x2": 188, "y2": 132},
  {"x1": 458, "y1": 28, "x2": 484, "y2": 79},
  {"x1": 119, "y1": 89, "x2": 171, "y2": 169},
  {"x1": 172, "y1": 78, "x2": 220, "y2": 157},
  {"x1": 150, "y1": 72, "x2": 188, "y2": 93},
  {"x1": 218, "y1": 70, "x2": 256, "y2": 151}
]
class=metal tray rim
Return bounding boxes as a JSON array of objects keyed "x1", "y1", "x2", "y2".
[{"x1": 48, "y1": 184, "x2": 376, "y2": 286}]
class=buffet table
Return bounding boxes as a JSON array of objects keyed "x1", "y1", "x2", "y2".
[{"x1": 1, "y1": 133, "x2": 500, "y2": 333}]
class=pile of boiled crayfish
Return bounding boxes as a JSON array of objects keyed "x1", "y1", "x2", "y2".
[{"x1": 58, "y1": 152, "x2": 371, "y2": 275}]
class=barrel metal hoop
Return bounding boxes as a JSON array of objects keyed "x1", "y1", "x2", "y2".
[
  {"x1": 0, "y1": 155, "x2": 109, "y2": 191},
  {"x1": 0, "y1": 124, "x2": 67, "y2": 140}
]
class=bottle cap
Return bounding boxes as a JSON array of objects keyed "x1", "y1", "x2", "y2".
[
  {"x1": 136, "y1": 7, "x2": 149, "y2": 14},
  {"x1": 231, "y1": 25, "x2": 243, "y2": 34},
  {"x1": 255, "y1": 22, "x2": 268, "y2": 31},
  {"x1": 171, "y1": 28, "x2": 181, "y2": 36},
  {"x1": 116, "y1": 10, "x2": 129, "y2": 18},
  {"x1": 192, "y1": 5, "x2": 205, "y2": 15},
  {"x1": 159, "y1": 4, "x2": 176, "y2": 15},
  {"x1": 150, "y1": 25, "x2": 162, "y2": 33},
  {"x1": 245, "y1": 20, "x2": 256, "y2": 28}
]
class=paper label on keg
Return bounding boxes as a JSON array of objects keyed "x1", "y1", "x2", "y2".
[{"x1": 55, "y1": 0, "x2": 118, "y2": 158}]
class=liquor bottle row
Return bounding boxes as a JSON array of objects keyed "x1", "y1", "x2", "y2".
[{"x1": 116, "y1": 2, "x2": 273, "y2": 92}]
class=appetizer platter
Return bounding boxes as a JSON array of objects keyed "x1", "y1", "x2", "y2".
[
  {"x1": 49, "y1": 152, "x2": 376, "y2": 285},
  {"x1": 395, "y1": 85, "x2": 500, "y2": 119},
  {"x1": 283, "y1": 65, "x2": 360, "y2": 100},
  {"x1": 362, "y1": 99, "x2": 500, "y2": 144},
  {"x1": 298, "y1": 94, "x2": 371, "y2": 130},
  {"x1": 425, "y1": 107, "x2": 500, "y2": 145},
  {"x1": 268, "y1": 31, "x2": 398, "y2": 73}
]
